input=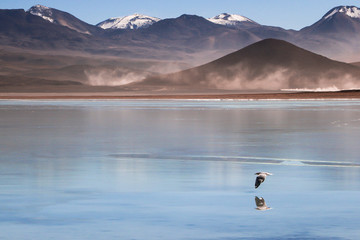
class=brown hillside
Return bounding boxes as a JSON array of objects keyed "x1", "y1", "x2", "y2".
[{"x1": 140, "y1": 39, "x2": 360, "y2": 90}]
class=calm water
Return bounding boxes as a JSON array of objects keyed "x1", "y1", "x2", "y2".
[{"x1": 0, "y1": 99, "x2": 360, "y2": 240}]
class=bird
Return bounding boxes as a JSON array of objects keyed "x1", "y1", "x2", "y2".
[
  {"x1": 255, "y1": 172, "x2": 272, "y2": 188},
  {"x1": 255, "y1": 196, "x2": 271, "y2": 211}
]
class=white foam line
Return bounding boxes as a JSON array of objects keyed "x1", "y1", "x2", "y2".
[
  {"x1": 216, "y1": 155, "x2": 356, "y2": 165},
  {"x1": 201, "y1": 159, "x2": 358, "y2": 168},
  {"x1": 112, "y1": 153, "x2": 360, "y2": 168},
  {"x1": 202, "y1": 156, "x2": 360, "y2": 168}
]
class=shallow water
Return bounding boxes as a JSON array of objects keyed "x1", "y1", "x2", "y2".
[{"x1": 0, "y1": 100, "x2": 360, "y2": 239}]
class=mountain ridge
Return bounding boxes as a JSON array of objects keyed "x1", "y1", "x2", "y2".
[
  {"x1": 207, "y1": 13, "x2": 259, "y2": 29},
  {"x1": 97, "y1": 14, "x2": 161, "y2": 29},
  {"x1": 18, "y1": 4, "x2": 360, "y2": 63},
  {"x1": 1, "y1": 4, "x2": 360, "y2": 79},
  {"x1": 27, "y1": 4, "x2": 101, "y2": 35}
]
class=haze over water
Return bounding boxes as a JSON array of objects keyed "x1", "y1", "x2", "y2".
[{"x1": 0, "y1": 100, "x2": 360, "y2": 239}]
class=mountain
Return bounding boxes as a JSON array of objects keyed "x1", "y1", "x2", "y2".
[
  {"x1": 1, "y1": 5, "x2": 360, "y2": 66},
  {"x1": 113, "y1": 14, "x2": 260, "y2": 53},
  {"x1": 301, "y1": 6, "x2": 360, "y2": 35},
  {"x1": 324, "y1": 5, "x2": 360, "y2": 20},
  {"x1": 2, "y1": 5, "x2": 360, "y2": 92},
  {"x1": 139, "y1": 39, "x2": 360, "y2": 91},
  {"x1": 208, "y1": 13, "x2": 259, "y2": 29},
  {"x1": 0, "y1": 9, "x2": 99, "y2": 50},
  {"x1": 0, "y1": 8, "x2": 145, "y2": 57},
  {"x1": 106, "y1": 13, "x2": 294, "y2": 61},
  {"x1": 27, "y1": 5, "x2": 101, "y2": 35},
  {"x1": 297, "y1": 6, "x2": 360, "y2": 61},
  {"x1": 97, "y1": 14, "x2": 160, "y2": 29}
]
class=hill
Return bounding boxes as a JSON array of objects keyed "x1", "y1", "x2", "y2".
[{"x1": 139, "y1": 39, "x2": 360, "y2": 91}]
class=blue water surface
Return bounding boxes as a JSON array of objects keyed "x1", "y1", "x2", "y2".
[{"x1": 0, "y1": 99, "x2": 359, "y2": 239}]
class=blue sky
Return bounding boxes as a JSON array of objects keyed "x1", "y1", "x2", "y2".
[{"x1": 1, "y1": 0, "x2": 360, "y2": 30}]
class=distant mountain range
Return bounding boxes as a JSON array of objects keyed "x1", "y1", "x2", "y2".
[
  {"x1": 96, "y1": 12, "x2": 258, "y2": 30},
  {"x1": 1, "y1": 5, "x2": 360, "y2": 92},
  {"x1": 25, "y1": 5, "x2": 261, "y2": 31},
  {"x1": 1, "y1": 4, "x2": 359, "y2": 62}
]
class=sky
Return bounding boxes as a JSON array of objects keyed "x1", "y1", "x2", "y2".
[{"x1": 1, "y1": 0, "x2": 360, "y2": 30}]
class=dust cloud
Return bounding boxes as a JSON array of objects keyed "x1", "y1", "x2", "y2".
[
  {"x1": 85, "y1": 68, "x2": 147, "y2": 86},
  {"x1": 84, "y1": 60, "x2": 192, "y2": 86},
  {"x1": 201, "y1": 63, "x2": 360, "y2": 90},
  {"x1": 206, "y1": 66, "x2": 291, "y2": 90},
  {"x1": 84, "y1": 55, "x2": 360, "y2": 91}
]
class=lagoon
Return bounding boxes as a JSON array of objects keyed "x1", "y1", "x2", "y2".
[{"x1": 0, "y1": 100, "x2": 360, "y2": 239}]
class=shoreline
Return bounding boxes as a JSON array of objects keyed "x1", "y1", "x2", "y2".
[{"x1": 1, "y1": 91, "x2": 360, "y2": 100}]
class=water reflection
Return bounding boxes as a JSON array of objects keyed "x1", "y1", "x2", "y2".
[{"x1": 255, "y1": 196, "x2": 271, "y2": 211}]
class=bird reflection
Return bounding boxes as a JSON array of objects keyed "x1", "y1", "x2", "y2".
[{"x1": 255, "y1": 196, "x2": 271, "y2": 211}]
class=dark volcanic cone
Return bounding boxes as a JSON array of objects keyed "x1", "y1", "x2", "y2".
[{"x1": 138, "y1": 39, "x2": 360, "y2": 91}]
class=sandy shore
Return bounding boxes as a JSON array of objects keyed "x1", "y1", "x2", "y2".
[{"x1": 1, "y1": 90, "x2": 360, "y2": 100}]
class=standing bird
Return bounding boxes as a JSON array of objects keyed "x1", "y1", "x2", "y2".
[{"x1": 255, "y1": 172, "x2": 272, "y2": 188}]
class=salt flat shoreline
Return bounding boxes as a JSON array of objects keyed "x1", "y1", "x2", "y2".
[{"x1": 1, "y1": 91, "x2": 360, "y2": 100}]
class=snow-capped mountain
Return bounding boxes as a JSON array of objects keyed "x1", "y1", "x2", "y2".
[
  {"x1": 0, "y1": 8, "x2": 97, "y2": 51},
  {"x1": 300, "y1": 5, "x2": 360, "y2": 35},
  {"x1": 208, "y1": 13, "x2": 258, "y2": 28},
  {"x1": 297, "y1": 5, "x2": 360, "y2": 61},
  {"x1": 97, "y1": 14, "x2": 160, "y2": 30},
  {"x1": 28, "y1": 5, "x2": 54, "y2": 22},
  {"x1": 27, "y1": 5, "x2": 100, "y2": 35},
  {"x1": 125, "y1": 14, "x2": 259, "y2": 52},
  {"x1": 323, "y1": 6, "x2": 360, "y2": 20}
]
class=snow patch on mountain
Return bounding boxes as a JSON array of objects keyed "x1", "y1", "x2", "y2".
[
  {"x1": 324, "y1": 6, "x2": 360, "y2": 19},
  {"x1": 97, "y1": 14, "x2": 160, "y2": 30},
  {"x1": 28, "y1": 4, "x2": 54, "y2": 23},
  {"x1": 208, "y1": 13, "x2": 256, "y2": 26}
]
